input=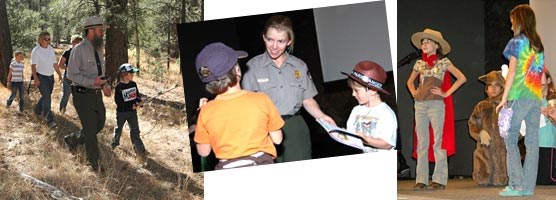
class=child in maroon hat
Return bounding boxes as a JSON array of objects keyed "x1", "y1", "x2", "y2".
[{"x1": 341, "y1": 60, "x2": 397, "y2": 152}]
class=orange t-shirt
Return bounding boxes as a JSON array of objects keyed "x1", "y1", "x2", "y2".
[{"x1": 194, "y1": 90, "x2": 284, "y2": 159}]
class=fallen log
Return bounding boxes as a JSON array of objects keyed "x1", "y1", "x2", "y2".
[{"x1": 19, "y1": 172, "x2": 83, "y2": 200}]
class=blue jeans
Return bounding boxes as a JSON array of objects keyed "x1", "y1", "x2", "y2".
[
  {"x1": 112, "y1": 111, "x2": 146, "y2": 153},
  {"x1": 7, "y1": 81, "x2": 24, "y2": 111},
  {"x1": 34, "y1": 73, "x2": 54, "y2": 123},
  {"x1": 59, "y1": 72, "x2": 72, "y2": 111},
  {"x1": 414, "y1": 100, "x2": 447, "y2": 185},
  {"x1": 505, "y1": 99, "x2": 541, "y2": 192}
]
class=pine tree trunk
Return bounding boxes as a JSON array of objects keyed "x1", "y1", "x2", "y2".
[
  {"x1": 131, "y1": 0, "x2": 140, "y2": 69},
  {"x1": 105, "y1": 0, "x2": 129, "y2": 83},
  {"x1": 0, "y1": 0, "x2": 13, "y2": 85}
]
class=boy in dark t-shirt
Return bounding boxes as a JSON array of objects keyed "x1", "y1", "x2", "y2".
[{"x1": 112, "y1": 63, "x2": 148, "y2": 163}]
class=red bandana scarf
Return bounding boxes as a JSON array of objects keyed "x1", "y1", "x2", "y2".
[{"x1": 421, "y1": 52, "x2": 438, "y2": 68}]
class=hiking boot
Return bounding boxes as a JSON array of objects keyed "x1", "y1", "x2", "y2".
[
  {"x1": 137, "y1": 151, "x2": 148, "y2": 165},
  {"x1": 428, "y1": 182, "x2": 446, "y2": 190},
  {"x1": 64, "y1": 135, "x2": 78, "y2": 152},
  {"x1": 143, "y1": 149, "x2": 151, "y2": 156},
  {"x1": 48, "y1": 121, "x2": 58, "y2": 128},
  {"x1": 89, "y1": 163, "x2": 104, "y2": 173}
]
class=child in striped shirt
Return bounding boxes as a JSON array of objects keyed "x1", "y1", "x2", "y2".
[{"x1": 7, "y1": 51, "x2": 25, "y2": 112}]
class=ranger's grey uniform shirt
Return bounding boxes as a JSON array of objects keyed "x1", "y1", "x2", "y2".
[
  {"x1": 242, "y1": 53, "x2": 318, "y2": 115},
  {"x1": 67, "y1": 39, "x2": 106, "y2": 89}
]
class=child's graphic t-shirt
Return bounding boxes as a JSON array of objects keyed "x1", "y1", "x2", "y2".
[
  {"x1": 115, "y1": 81, "x2": 142, "y2": 112},
  {"x1": 346, "y1": 102, "x2": 397, "y2": 152}
]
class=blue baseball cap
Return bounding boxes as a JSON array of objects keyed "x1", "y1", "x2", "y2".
[{"x1": 195, "y1": 42, "x2": 247, "y2": 83}]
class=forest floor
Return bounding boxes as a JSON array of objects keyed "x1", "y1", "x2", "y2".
[{"x1": 0, "y1": 50, "x2": 204, "y2": 199}]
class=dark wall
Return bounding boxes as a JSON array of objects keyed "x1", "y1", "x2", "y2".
[
  {"x1": 398, "y1": 0, "x2": 529, "y2": 177},
  {"x1": 485, "y1": 0, "x2": 529, "y2": 72}
]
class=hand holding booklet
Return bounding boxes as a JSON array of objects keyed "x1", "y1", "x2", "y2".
[{"x1": 316, "y1": 119, "x2": 366, "y2": 150}]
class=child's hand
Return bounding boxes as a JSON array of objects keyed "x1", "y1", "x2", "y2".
[
  {"x1": 430, "y1": 86, "x2": 447, "y2": 98},
  {"x1": 412, "y1": 87, "x2": 421, "y2": 98},
  {"x1": 198, "y1": 98, "x2": 208, "y2": 109}
]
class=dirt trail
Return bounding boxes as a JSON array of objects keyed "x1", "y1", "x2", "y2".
[{"x1": 0, "y1": 74, "x2": 203, "y2": 199}]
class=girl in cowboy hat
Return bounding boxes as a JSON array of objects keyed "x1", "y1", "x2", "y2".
[
  {"x1": 341, "y1": 60, "x2": 397, "y2": 152},
  {"x1": 494, "y1": 4, "x2": 545, "y2": 197},
  {"x1": 406, "y1": 28, "x2": 467, "y2": 190}
]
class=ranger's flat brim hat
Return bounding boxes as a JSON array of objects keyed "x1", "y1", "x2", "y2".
[
  {"x1": 341, "y1": 60, "x2": 390, "y2": 95},
  {"x1": 82, "y1": 16, "x2": 110, "y2": 30},
  {"x1": 411, "y1": 28, "x2": 451, "y2": 55}
]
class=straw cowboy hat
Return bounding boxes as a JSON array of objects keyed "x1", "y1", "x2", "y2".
[
  {"x1": 82, "y1": 16, "x2": 110, "y2": 30},
  {"x1": 341, "y1": 60, "x2": 390, "y2": 95},
  {"x1": 411, "y1": 28, "x2": 451, "y2": 55}
]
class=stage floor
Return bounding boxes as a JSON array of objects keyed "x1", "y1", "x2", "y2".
[{"x1": 398, "y1": 178, "x2": 556, "y2": 200}]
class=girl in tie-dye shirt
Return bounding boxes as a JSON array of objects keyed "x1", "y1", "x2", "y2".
[{"x1": 495, "y1": 4, "x2": 545, "y2": 197}]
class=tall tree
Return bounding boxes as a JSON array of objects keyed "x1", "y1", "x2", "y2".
[
  {"x1": 105, "y1": 0, "x2": 128, "y2": 82},
  {"x1": 130, "y1": 0, "x2": 140, "y2": 69},
  {"x1": 0, "y1": 0, "x2": 13, "y2": 85}
]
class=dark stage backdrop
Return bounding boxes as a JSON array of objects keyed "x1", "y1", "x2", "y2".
[{"x1": 398, "y1": 0, "x2": 528, "y2": 178}]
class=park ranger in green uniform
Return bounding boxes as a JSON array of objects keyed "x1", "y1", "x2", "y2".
[
  {"x1": 64, "y1": 16, "x2": 111, "y2": 172},
  {"x1": 242, "y1": 15, "x2": 336, "y2": 162}
]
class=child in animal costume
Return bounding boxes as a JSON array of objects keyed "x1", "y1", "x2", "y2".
[{"x1": 468, "y1": 70, "x2": 508, "y2": 186}]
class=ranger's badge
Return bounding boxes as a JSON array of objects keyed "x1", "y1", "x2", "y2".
[{"x1": 294, "y1": 70, "x2": 302, "y2": 79}]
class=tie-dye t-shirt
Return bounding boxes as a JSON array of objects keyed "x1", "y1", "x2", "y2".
[{"x1": 503, "y1": 34, "x2": 545, "y2": 101}]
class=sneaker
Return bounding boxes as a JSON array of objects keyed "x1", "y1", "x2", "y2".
[
  {"x1": 499, "y1": 186, "x2": 522, "y2": 197},
  {"x1": 428, "y1": 182, "x2": 446, "y2": 190},
  {"x1": 60, "y1": 108, "x2": 66, "y2": 114},
  {"x1": 64, "y1": 135, "x2": 77, "y2": 152},
  {"x1": 413, "y1": 183, "x2": 427, "y2": 190},
  {"x1": 521, "y1": 190, "x2": 534, "y2": 196}
]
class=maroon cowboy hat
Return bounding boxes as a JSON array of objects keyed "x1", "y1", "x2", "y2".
[{"x1": 341, "y1": 60, "x2": 390, "y2": 95}]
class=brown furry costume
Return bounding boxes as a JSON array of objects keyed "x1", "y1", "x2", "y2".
[{"x1": 467, "y1": 71, "x2": 508, "y2": 186}]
